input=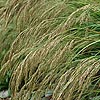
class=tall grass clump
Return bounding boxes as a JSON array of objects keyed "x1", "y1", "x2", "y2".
[{"x1": 0, "y1": 0, "x2": 100, "y2": 100}]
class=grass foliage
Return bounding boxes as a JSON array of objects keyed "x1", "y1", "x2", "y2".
[{"x1": 0, "y1": 0, "x2": 100, "y2": 100}]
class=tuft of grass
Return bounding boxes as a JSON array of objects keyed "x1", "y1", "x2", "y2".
[{"x1": 0, "y1": 0, "x2": 100, "y2": 100}]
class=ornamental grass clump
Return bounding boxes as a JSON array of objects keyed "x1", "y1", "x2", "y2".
[{"x1": 0, "y1": 0, "x2": 100, "y2": 100}]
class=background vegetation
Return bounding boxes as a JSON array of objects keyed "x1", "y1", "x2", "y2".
[{"x1": 0, "y1": 0, "x2": 100, "y2": 100}]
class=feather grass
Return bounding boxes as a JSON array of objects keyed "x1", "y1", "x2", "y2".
[{"x1": 0, "y1": 0, "x2": 100, "y2": 100}]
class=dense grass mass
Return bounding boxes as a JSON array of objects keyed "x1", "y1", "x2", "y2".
[{"x1": 0, "y1": 0, "x2": 100, "y2": 100}]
